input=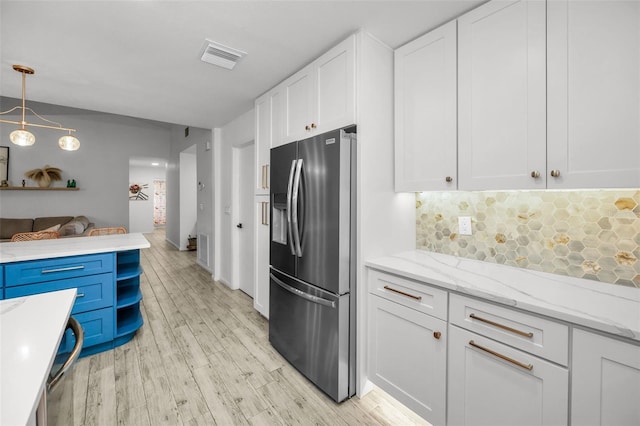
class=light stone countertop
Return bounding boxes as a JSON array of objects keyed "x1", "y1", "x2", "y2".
[
  {"x1": 0, "y1": 289, "x2": 76, "y2": 426},
  {"x1": 366, "y1": 250, "x2": 640, "y2": 342},
  {"x1": 0, "y1": 233, "x2": 150, "y2": 264}
]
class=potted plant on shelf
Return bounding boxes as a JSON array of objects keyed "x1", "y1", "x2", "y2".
[{"x1": 24, "y1": 165, "x2": 63, "y2": 188}]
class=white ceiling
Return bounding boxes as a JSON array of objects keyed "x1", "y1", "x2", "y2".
[{"x1": 1, "y1": 0, "x2": 484, "y2": 129}]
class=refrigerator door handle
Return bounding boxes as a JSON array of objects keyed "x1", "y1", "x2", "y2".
[
  {"x1": 270, "y1": 273, "x2": 336, "y2": 308},
  {"x1": 286, "y1": 159, "x2": 297, "y2": 255},
  {"x1": 291, "y1": 158, "x2": 303, "y2": 257}
]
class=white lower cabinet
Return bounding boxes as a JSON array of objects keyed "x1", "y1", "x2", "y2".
[
  {"x1": 367, "y1": 269, "x2": 640, "y2": 426},
  {"x1": 571, "y1": 329, "x2": 640, "y2": 426},
  {"x1": 368, "y1": 271, "x2": 447, "y2": 425},
  {"x1": 369, "y1": 294, "x2": 447, "y2": 425},
  {"x1": 253, "y1": 195, "x2": 270, "y2": 318},
  {"x1": 447, "y1": 325, "x2": 569, "y2": 426}
]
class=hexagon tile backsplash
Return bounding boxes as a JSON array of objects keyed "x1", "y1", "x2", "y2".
[{"x1": 416, "y1": 190, "x2": 640, "y2": 288}]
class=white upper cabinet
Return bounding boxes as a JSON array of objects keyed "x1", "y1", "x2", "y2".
[
  {"x1": 315, "y1": 35, "x2": 356, "y2": 135},
  {"x1": 283, "y1": 63, "x2": 315, "y2": 143},
  {"x1": 547, "y1": 0, "x2": 640, "y2": 189},
  {"x1": 457, "y1": 0, "x2": 546, "y2": 191},
  {"x1": 395, "y1": 21, "x2": 457, "y2": 192},
  {"x1": 255, "y1": 93, "x2": 270, "y2": 195},
  {"x1": 284, "y1": 35, "x2": 355, "y2": 143},
  {"x1": 254, "y1": 86, "x2": 284, "y2": 195}
]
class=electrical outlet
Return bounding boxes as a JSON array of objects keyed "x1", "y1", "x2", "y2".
[{"x1": 458, "y1": 216, "x2": 472, "y2": 235}]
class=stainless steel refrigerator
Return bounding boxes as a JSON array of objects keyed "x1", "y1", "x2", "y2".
[{"x1": 269, "y1": 125, "x2": 356, "y2": 402}]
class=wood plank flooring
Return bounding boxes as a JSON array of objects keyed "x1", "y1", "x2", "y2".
[{"x1": 48, "y1": 228, "x2": 429, "y2": 426}]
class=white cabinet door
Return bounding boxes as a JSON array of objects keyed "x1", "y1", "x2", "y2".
[
  {"x1": 315, "y1": 35, "x2": 356, "y2": 134},
  {"x1": 270, "y1": 86, "x2": 285, "y2": 148},
  {"x1": 283, "y1": 63, "x2": 315, "y2": 143},
  {"x1": 253, "y1": 195, "x2": 270, "y2": 318},
  {"x1": 255, "y1": 93, "x2": 271, "y2": 195},
  {"x1": 571, "y1": 329, "x2": 640, "y2": 426},
  {"x1": 369, "y1": 295, "x2": 447, "y2": 425},
  {"x1": 448, "y1": 325, "x2": 569, "y2": 426},
  {"x1": 395, "y1": 21, "x2": 457, "y2": 192},
  {"x1": 283, "y1": 35, "x2": 356, "y2": 144},
  {"x1": 255, "y1": 86, "x2": 285, "y2": 194},
  {"x1": 547, "y1": 0, "x2": 640, "y2": 189},
  {"x1": 458, "y1": 0, "x2": 546, "y2": 190}
]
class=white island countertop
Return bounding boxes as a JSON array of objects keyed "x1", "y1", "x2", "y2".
[
  {"x1": 0, "y1": 289, "x2": 76, "y2": 426},
  {"x1": 366, "y1": 250, "x2": 640, "y2": 343},
  {"x1": 0, "y1": 233, "x2": 150, "y2": 264}
]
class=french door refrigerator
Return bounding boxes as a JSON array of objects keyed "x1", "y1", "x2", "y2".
[{"x1": 269, "y1": 125, "x2": 356, "y2": 402}]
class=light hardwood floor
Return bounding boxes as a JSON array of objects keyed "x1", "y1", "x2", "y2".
[{"x1": 48, "y1": 228, "x2": 429, "y2": 426}]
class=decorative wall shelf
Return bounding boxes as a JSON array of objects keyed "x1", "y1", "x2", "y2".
[{"x1": 0, "y1": 186, "x2": 79, "y2": 191}]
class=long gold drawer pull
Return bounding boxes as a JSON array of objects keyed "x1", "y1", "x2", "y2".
[
  {"x1": 469, "y1": 340, "x2": 533, "y2": 371},
  {"x1": 383, "y1": 285, "x2": 422, "y2": 301},
  {"x1": 469, "y1": 313, "x2": 534, "y2": 338},
  {"x1": 41, "y1": 265, "x2": 85, "y2": 274}
]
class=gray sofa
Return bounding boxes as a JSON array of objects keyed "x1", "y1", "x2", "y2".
[{"x1": 0, "y1": 216, "x2": 95, "y2": 242}]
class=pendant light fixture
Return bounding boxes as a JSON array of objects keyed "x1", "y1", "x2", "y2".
[{"x1": 0, "y1": 65, "x2": 80, "y2": 151}]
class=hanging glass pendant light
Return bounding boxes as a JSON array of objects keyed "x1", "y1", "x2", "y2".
[
  {"x1": 10, "y1": 128, "x2": 36, "y2": 146},
  {"x1": 58, "y1": 131, "x2": 80, "y2": 151},
  {"x1": 0, "y1": 65, "x2": 80, "y2": 150}
]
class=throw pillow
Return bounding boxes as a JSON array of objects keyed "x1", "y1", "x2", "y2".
[{"x1": 43, "y1": 224, "x2": 61, "y2": 232}]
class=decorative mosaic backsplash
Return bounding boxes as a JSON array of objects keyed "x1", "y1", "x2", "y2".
[{"x1": 416, "y1": 190, "x2": 640, "y2": 287}]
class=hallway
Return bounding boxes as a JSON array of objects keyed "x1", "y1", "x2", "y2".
[{"x1": 48, "y1": 228, "x2": 428, "y2": 425}]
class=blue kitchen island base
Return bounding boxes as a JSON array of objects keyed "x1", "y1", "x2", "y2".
[{"x1": 1, "y1": 234, "x2": 149, "y2": 357}]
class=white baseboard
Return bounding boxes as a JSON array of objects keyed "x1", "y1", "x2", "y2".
[{"x1": 165, "y1": 238, "x2": 180, "y2": 249}]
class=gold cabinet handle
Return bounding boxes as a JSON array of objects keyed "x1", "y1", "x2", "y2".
[
  {"x1": 445, "y1": 176, "x2": 453, "y2": 183},
  {"x1": 305, "y1": 125, "x2": 311, "y2": 131},
  {"x1": 433, "y1": 331, "x2": 442, "y2": 339},
  {"x1": 262, "y1": 164, "x2": 270, "y2": 189},
  {"x1": 469, "y1": 313, "x2": 533, "y2": 338},
  {"x1": 383, "y1": 285, "x2": 422, "y2": 301},
  {"x1": 261, "y1": 202, "x2": 269, "y2": 226},
  {"x1": 530, "y1": 170, "x2": 540, "y2": 178},
  {"x1": 311, "y1": 122, "x2": 317, "y2": 129},
  {"x1": 469, "y1": 340, "x2": 533, "y2": 371},
  {"x1": 264, "y1": 165, "x2": 267, "y2": 189},
  {"x1": 550, "y1": 169, "x2": 561, "y2": 178}
]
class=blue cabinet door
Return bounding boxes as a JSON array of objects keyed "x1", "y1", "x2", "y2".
[
  {"x1": 5, "y1": 253, "x2": 114, "y2": 286},
  {"x1": 5, "y1": 273, "x2": 115, "y2": 314}
]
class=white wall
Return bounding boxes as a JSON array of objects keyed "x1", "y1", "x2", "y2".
[
  {"x1": 0, "y1": 97, "x2": 171, "y2": 228},
  {"x1": 128, "y1": 164, "x2": 167, "y2": 233},
  {"x1": 214, "y1": 109, "x2": 255, "y2": 288},
  {"x1": 179, "y1": 146, "x2": 197, "y2": 250}
]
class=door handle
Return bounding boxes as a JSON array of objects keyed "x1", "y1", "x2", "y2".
[
  {"x1": 286, "y1": 160, "x2": 297, "y2": 255},
  {"x1": 291, "y1": 159, "x2": 303, "y2": 257},
  {"x1": 270, "y1": 273, "x2": 335, "y2": 308},
  {"x1": 237, "y1": 223, "x2": 243, "y2": 229}
]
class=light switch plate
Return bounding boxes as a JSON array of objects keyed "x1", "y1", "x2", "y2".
[{"x1": 458, "y1": 216, "x2": 472, "y2": 235}]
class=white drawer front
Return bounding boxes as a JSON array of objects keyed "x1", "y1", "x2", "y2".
[
  {"x1": 368, "y1": 269, "x2": 447, "y2": 320},
  {"x1": 450, "y1": 294, "x2": 569, "y2": 366}
]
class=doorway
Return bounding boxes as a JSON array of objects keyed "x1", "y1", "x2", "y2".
[
  {"x1": 233, "y1": 142, "x2": 255, "y2": 297},
  {"x1": 180, "y1": 145, "x2": 197, "y2": 251}
]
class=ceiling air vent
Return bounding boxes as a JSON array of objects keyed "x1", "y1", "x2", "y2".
[{"x1": 200, "y1": 39, "x2": 246, "y2": 70}]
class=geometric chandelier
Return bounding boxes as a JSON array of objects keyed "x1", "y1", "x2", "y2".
[{"x1": 0, "y1": 65, "x2": 80, "y2": 151}]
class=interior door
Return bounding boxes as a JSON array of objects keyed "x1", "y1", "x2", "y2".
[{"x1": 238, "y1": 144, "x2": 255, "y2": 297}]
